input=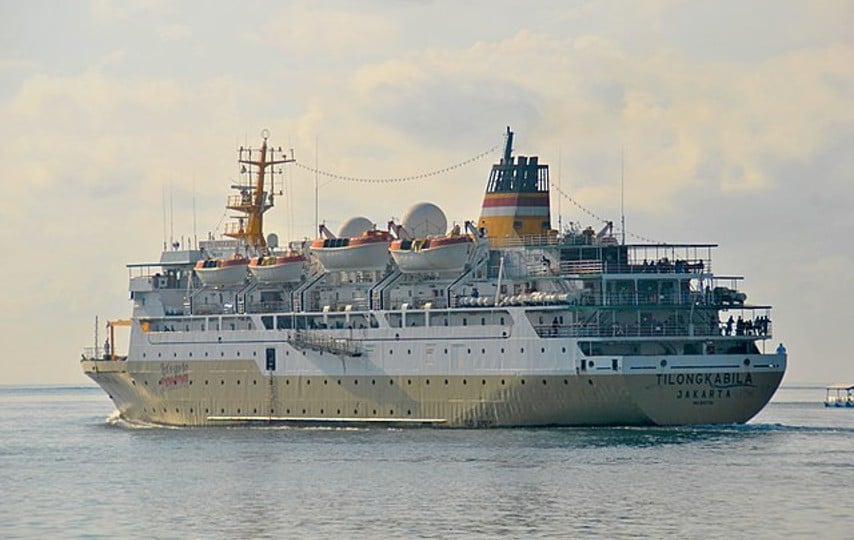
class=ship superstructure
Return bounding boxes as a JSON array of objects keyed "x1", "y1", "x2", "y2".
[{"x1": 81, "y1": 129, "x2": 786, "y2": 427}]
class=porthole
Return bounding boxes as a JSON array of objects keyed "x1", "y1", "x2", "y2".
[
  {"x1": 389, "y1": 410, "x2": 394, "y2": 415},
  {"x1": 253, "y1": 380, "x2": 257, "y2": 385},
  {"x1": 142, "y1": 353, "x2": 146, "y2": 358},
  {"x1": 589, "y1": 361, "x2": 595, "y2": 368},
  {"x1": 176, "y1": 408, "x2": 179, "y2": 413},
  {"x1": 482, "y1": 379, "x2": 486, "y2": 385},
  {"x1": 286, "y1": 409, "x2": 291, "y2": 414},
  {"x1": 444, "y1": 379, "x2": 449, "y2": 385},
  {"x1": 271, "y1": 408, "x2": 275, "y2": 413},
  {"x1": 237, "y1": 409, "x2": 241, "y2": 414},
  {"x1": 307, "y1": 380, "x2": 311, "y2": 385},
  {"x1": 237, "y1": 380, "x2": 241, "y2": 385},
  {"x1": 189, "y1": 352, "x2": 192, "y2": 357},
  {"x1": 205, "y1": 352, "x2": 208, "y2": 357},
  {"x1": 541, "y1": 348, "x2": 545, "y2": 353},
  {"x1": 354, "y1": 409, "x2": 358, "y2": 415},
  {"x1": 337, "y1": 409, "x2": 341, "y2": 415},
  {"x1": 132, "y1": 380, "x2": 136, "y2": 386},
  {"x1": 407, "y1": 410, "x2": 411, "y2": 415},
  {"x1": 373, "y1": 409, "x2": 377, "y2": 415},
  {"x1": 463, "y1": 379, "x2": 467, "y2": 385},
  {"x1": 501, "y1": 379, "x2": 505, "y2": 385},
  {"x1": 236, "y1": 352, "x2": 240, "y2": 357},
  {"x1": 389, "y1": 379, "x2": 394, "y2": 385},
  {"x1": 407, "y1": 349, "x2": 411, "y2": 355},
  {"x1": 324, "y1": 380, "x2": 328, "y2": 385},
  {"x1": 467, "y1": 348, "x2": 471, "y2": 354},
  {"x1": 220, "y1": 408, "x2": 225, "y2": 414},
  {"x1": 253, "y1": 351, "x2": 256, "y2": 356},
  {"x1": 158, "y1": 353, "x2": 162, "y2": 358},
  {"x1": 564, "y1": 379, "x2": 569, "y2": 385},
  {"x1": 302, "y1": 409, "x2": 306, "y2": 414},
  {"x1": 221, "y1": 352, "x2": 224, "y2": 357},
  {"x1": 204, "y1": 380, "x2": 208, "y2": 385},
  {"x1": 520, "y1": 348, "x2": 525, "y2": 353},
  {"x1": 205, "y1": 408, "x2": 209, "y2": 414},
  {"x1": 660, "y1": 359, "x2": 667, "y2": 367},
  {"x1": 561, "y1": 347, "x2": 566, "y2": 353},
  {"x1": 337, "y1": 379, "x2": 341, "y2": 385},
  {"x1": 425, "y1": 379, "x2": 430, "y2": 385},
  {"x1": 389, "y1": 349, "x2": 393, "y2": 355},
  {"x1": 521, "y1": 379, "x2": 526, "y2": 385},
  {"x1": 189, "y1": 380, "x2": 193, "y2": 386},
  {"x1": 444, "y1": 348, "x2": 448, "y2": 354},
  {"x1": 190, "y1": 408, "x2": 194, "y2": 413},
  {"x1": 286, "y1": 379, "x2": 290, "y2": 385},
  {"x1": 407, "y1": 379, "x2": 412, "y2": 385},
  {"x1": 354, "y1": 380, "x2": 358, "y2": 385},
  {"x1": 253, "y1": 408, "x2": 257, "y2": 414},
  {"x1": 144, "y1": 380, "x2": 148, "y2": 386},
  {"x1": 500, "y1": 348, "x2": 505, "y2": 354},
  {"x1": 221, "y1": 380, "x2": 225, "y2": 385},
  {"x1": 481, "y1": 348, "x2": 486, "y2": 354},
  {"x1": 744, "y1": 358, "x2": 751, "y2": 366},
  {"x1": 371, "y1": 379, "x2": 376, "y2": 385},
  {"x1": 542, "y1": 379, "x2": 547, "y2": 385}
]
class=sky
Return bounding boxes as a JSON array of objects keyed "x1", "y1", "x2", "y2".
[{"x1": 0, "y1": 0, "x2": 852, "y2": 385}]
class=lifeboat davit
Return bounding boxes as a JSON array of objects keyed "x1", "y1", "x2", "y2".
[
  {"x1": 194, "y1": 256, "x2": 249, "y2": 286},
  {"x1": 249, "y1": 253, "x2": 306, "y2": 283},
  {"x1": 389, "y1": 234, "x2": 472, "y2": 273},
  {"x1": 310, "y1": 230, "x2": 392, "y2": 271}
]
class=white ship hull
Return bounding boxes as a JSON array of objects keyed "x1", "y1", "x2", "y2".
[
  {"x1": 390, "y1": 241, "x2": 471, "y2": 273},
  {"x1": 82, "y1": 313, "x2": 786, "y2": 427},
  {"x1": 311, "y1": 241, "x2": 390, "y2": 271}
]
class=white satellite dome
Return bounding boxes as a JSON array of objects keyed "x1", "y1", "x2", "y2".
[
  {"x1": 338, "y1": 216, "x2": 374, "y2": 238},
  {"x1": 401, "y1": 202, "x2": 447, "y2": 237}
]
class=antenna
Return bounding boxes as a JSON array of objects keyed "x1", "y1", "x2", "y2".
[
  {"x1": 620, "y1": 147, "x2": 626, "y2": 245},
  {"x1": 558, "y1": 147, "x2": 563, "y2": 234},
  {"x1": 169, "y1": 180, "x2": 175, "y2": 249},
  {"x1": 315, "y1": 135, "x2": 319, "y2": 237},
  {"x1": 192, "y1": 176, "x2": 197, "y2": 250},
  {"x1": 161, "y1": 184, "x2": 167, "y2": 251}
]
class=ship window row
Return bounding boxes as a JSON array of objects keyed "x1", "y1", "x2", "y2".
[
  {"x1": 385, "y1": 310, "x2": 511, "y2": 328},
  {"x1": 143, "y1": 316, "x2": 255, "y2": 333},
  {"x1": 260, "y1": 313, "x2": 380, "y2": 331}
]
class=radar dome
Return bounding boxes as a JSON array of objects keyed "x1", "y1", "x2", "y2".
[
  {"x1": 401, "y1": 202, "x2": 447, "y2": 237},
  {"x1": 338, "y1": 216, "x2": 374, "y2": 238}
]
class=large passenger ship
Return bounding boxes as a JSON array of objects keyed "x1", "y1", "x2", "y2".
[{"x1": 81, "y1": 129, "x2": 786, "y2": 427}]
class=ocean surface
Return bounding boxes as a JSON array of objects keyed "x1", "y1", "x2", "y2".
[{"x1": 1, "y1": 385, "x2": 852, "y2": 539}]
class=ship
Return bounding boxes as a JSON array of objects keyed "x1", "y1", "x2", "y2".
[{"x1": 81, "y1": 128, "x2": 786, "y2": 427}]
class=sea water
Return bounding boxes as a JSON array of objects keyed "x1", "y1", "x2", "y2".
[{"x1": 1, "y1": 385, "x2": 852, "y2": 539}]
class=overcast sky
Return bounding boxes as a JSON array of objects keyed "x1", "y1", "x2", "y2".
[{"x1": 1, "y1": 0, "x2": 851, "y2": 385}]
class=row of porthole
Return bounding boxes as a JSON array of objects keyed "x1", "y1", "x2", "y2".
[
  {"x1": 391, "y1": 347, "x2": 568, "y2": 355},
  {"x1": 143, "y1": 407, "x2": 415, "y2": 417},
  {"x1": 142, "y1": 350, "x2": 304, "y2": 359},
  {"x1": 141, "y1": 347, "x2": 569, "y2": 359},
  {"x1": 141, "y1": 377, "x2": 575, "y2": 387}
]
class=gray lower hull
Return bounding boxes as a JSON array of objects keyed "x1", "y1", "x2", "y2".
[{"x1": 82, "y1": 357, "x2": 784, "y2": 427}]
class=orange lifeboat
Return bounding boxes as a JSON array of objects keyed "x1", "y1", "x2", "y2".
[
  {"x1": 389, "y1": 232, "x2": 473, "y2": 273},
  {"x1": 249, "y1": 253, "x2": 306, "y2": 283},
  {"x1": 194, "y1": 255, "x2": 249, "y2": 286},
  {"x1": 310, "y1": 230, "x2": 392, "y2": 271}
]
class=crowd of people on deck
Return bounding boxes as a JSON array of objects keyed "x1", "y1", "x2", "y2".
[
  {"x1": 636, "y1": 257, "x2": 703, "y2": 274},
  {"x1": 723, "y1": 315, "x2": 770, "y2": 336}
]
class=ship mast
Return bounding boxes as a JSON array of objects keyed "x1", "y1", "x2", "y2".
[{"x1": 225, "y1": 130, "x2": 294, "y2": 254}]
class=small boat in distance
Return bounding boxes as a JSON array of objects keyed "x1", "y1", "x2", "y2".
[{"x1": 824, "y1": 384, "x2": 854, "y2": 407}]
